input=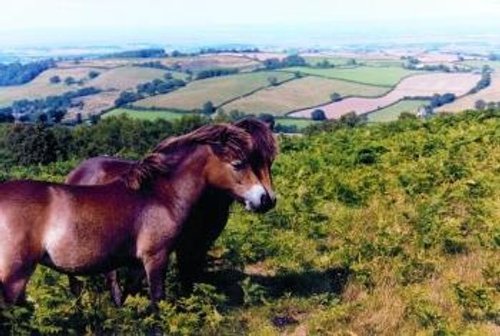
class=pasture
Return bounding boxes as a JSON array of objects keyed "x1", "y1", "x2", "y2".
[
  {"x1": 224, "y1": 76, "x2": 389, "y2": 116},
  {"x1": 103, "y1": 108, "x2": 197, "y2": 121},
  {"x1": 303, "y1": 56, "x2": 354, "y2": 67},
  {"x1": 280, "y1": 65, "x2": 420, "y2": 87},
  {"x1": 0, "y1": 66, "x2": 103, "y2": 106},
  {"x1": 291, "y1": 73, "x2": 481, "y2": 119},
  {"x1": 367, "y1": 99, "x2": 429, "y2": 122},
  {"x1": 275, "y1": 117, "x2": 318, "y2": 129},
  {"x1": 133, "y1": 71, "x2": 294, "y2": 111}
]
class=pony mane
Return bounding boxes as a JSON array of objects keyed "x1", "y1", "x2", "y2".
[
  {"x1": 234, "y1": 117, "x2": 278, "y2": 164},
  {"x1": 124, "y1": 123, "x2": 253, "y2": 190}
]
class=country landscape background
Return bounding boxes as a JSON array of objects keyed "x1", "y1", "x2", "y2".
[{"x1": 0, "y1": 0, "x2": 499, "y2": 334}]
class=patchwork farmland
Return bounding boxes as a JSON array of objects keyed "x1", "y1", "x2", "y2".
[
  {"x1": 367, "y1": 99, "x2": 429, "y2": 122},
  {"x1": 0, "y1": 66, "x2": 104, "y2": 106},
  {"x1": 223, "y1": 76, "x2": 389, "y2": 116},
  {"x1": 1, "y1": 51, "x2": 499, "y2": 125},
  {"x1": 281, "y1": 65, "x2": 419, "y2": 87},
  {"x1": 133, "y1": 71, "x2": 294, "y2": 111},
  {"x1": 438, "y1": 73, "x2": 500, "y2": 112}
]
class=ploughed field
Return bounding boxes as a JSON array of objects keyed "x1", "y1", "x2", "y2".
[
  {"x1": 438, "y1": 73, "x2": 500, "y2": 112},
  {"x1": 290, "y1": 73, "x2": 481, "y2": 119}
]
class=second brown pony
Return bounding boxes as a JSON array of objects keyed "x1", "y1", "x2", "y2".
[
  {"x1": 0, "y1": 123, "x2": 275, "y2": 306},
  {"x1": 65, "y1": 118, "x2": 277, "y2": 305}
]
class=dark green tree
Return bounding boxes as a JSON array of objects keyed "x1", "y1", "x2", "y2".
[
  {"x1": 49, "y1": 75, "x2": 61, "y2": 84},
  {"x1": 202, "y1": 101, "x2": 215, "y2": 115},
  {"x1": 311, "y1": 109, "x2": 327, "y2": 121}
]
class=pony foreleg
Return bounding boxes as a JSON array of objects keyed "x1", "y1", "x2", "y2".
[
  {"x1": 1, "y1": 277, "x2": 29, "y2": 305},
  {"x1": 142, "y1": 251, "x2": 169, "y2": 307},
  {"x1": 122, "y1": 267, "x2": 146, "y2": 302},
  {"x1": 68, "y1": 275, "x2": 83, "y2": 298},
  {"x1": 105, "y1": 271, "x2": 123, "y2": 307}
]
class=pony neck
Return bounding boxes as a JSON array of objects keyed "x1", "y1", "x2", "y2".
[{"x1": 151, "y1": 145, "x2": 210, "y2": 222}]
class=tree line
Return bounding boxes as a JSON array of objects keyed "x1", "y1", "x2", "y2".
[
  {"x1": 1, "y1": 87, "x2": 101, "y2": 123},
  {"x1": 0, "y1": 59, "x2": 55, "y2": 86},
  {"x1": 0, "y1": 114, "x2": 209, "y2": 168},
  {"x1": 115, "y1": 77, "x2": 186, "y2": 107}
]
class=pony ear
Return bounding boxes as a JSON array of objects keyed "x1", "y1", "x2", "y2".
[{"x1": 262, "y1": 119, "x2": 274, "y2": 131}]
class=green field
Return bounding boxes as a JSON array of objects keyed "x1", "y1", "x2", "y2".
[
  {"x1": 280, "y1": 66, "x2": 420, "y2": 87},
  {"x1": 303, "y1": 56, "x2": 354, "y2": 67},
  {"x1": 460, "y1": 60, "x2": 500, "y2": 71},
  {"x1": 133, "y1": 71, "x2": 295, "y2": 111},
  {"x1": 361, "y1": 59, "x2": 405, "y2": 67},
  {"x1": 304, "y1": 56, "x2": 404, "y2": 68},
  {"x1": 275, "y1": 117, "x2": 318, "y2": 129},
  {"x1": 367, "y1": 99, "x2": 429, "y2": 122},
  {"x1": 103, "y1": 108, "x2": 197, "y2": 121},
  {"x1": 224, "y1": 76, "x2": 389, "y2": 116}
]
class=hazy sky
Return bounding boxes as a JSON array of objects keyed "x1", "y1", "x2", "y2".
[
  {"x1": 3, "y1": 0, "x2": 500, "y2": 29},
  {"x1": 1, "y1": 0, "x2": 500, "y2": 47}
]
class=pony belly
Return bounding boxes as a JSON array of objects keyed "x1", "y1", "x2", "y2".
[
  {"x1": 40, "y1": 252, "x2": 132, "y2": 275},
  {"x1": 42, "y1": 222, "x2": 132, "y2": 274}
]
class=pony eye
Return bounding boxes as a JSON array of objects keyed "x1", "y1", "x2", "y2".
[{"x1": 231, "y1": 160, "x2": 247, "y2": 170}]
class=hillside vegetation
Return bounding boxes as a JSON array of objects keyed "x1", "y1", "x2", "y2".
[{"x1": 0, "y1": 110, "x2": 499, "y2": 335}]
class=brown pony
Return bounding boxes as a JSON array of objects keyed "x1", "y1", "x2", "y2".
[
  {"x1": 65, "y1": 118, "x2": 277, "y2": 305},
  {"x1": 0, "y1": 123, "x2": 276, "y2": 306}
]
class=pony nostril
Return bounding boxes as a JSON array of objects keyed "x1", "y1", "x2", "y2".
[
  {"x1": 260, "y1": 193, "x2": 269, "y2": 207},
  {"x1": 260, "y1": 193, "x2": 276, "y2": 210}
]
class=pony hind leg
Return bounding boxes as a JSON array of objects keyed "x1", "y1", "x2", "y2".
[
  {"x1": 105, "y1": 271, "x2": 124, "y2": 307},
  {"x1": 141, "y1": 251, "x2": 169, "y2": 307},
  {"x1": 1, "y1": 276, "x2": 30, "y2": 305}
]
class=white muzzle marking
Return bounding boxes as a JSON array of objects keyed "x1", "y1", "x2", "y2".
[{"x1": 244, "y1": 184, "x2": 267, "y2": 210}]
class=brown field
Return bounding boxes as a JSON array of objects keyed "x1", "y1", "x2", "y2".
[
  {"x1": 57, "y1": 59, "x2": 134, "y2": 69},
  {"x1": 66, "y1": 91, "x2": 121, "y2": 119},
  {"x1": 223, "y1": 76, "x2": 389, "y2": 115},
  {"x1": 133, "y1": 71, "x2": 294, "y2": 111},
  {"x1": 437, "y1": 73, "x2": 500, "y2": 112},
  {"x1": 416, "y1": 52, "x2": 461, "y2": 63},
  {"x1": 222, "y1": 52, "x2": 288, "y2": 62},
  {"x1": 290, "y1": 73, "x2": 480, "y2": 119},
  {"x1": 0, "y1": 66, "x2": 104, "y2": 106},
  {"x1": 58, "y1": 54, "x2": 261, "y2": 73},
  {"x1": 88, "y1": 66, "x2": 166, "y2": 91},
  {"x1": 156, "y1": 54, "x2": 261, "y2": 72}
]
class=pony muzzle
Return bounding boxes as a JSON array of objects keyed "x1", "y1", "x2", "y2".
[{"x1": 243, "y1": 184, "x2": 276, "y2": 212}]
